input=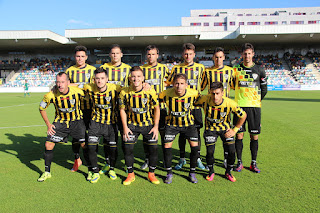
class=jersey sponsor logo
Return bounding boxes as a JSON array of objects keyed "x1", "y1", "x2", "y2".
[
  {"x1": 70, "y1": 99, "x2": 76, "y2": 105},
  {"x1": 59, "y1": 107, "x2": 76, "y2": 113},
  {"x1": 85, "y1": 73, "x2": 91, "y2": 80},
  {"x1": 40, "y1": 101, "x2": 47, "y2": 108},
  {"x1": 131, "y1": 107, "x2": 148, "y2": 114},
  {"x1": 238, "y1": 81, "x2": 257, "y2": 88},
  {"x1": 108, "y1": 81, "x2": 122, "y2": 85},
  {"x1": 207, "y1": 117, "x2": 223, "y2": 123},
  {"x1": 205, "y1": 136, "x2": 217, "y2": 143},
  {"x1": 220, "y1": 112, "x2": 227, "y2": 117},
  {"x1": 252, "y1": 73, "x2": 258, "y2": 80},
  {"x1": 142, "y1": 98, "x2": 148, "y2": 105},
  {"x1": 50, "y1": 135, "x2": 64, "y2": 142},
  {"x1": 145, "y1": 79, "x2": 161, "y2": 85},
  {"x1": 105, "y1": 96, "x2": 111, "y2": 102},
  {"x1": 171, "y1": 111, "x2": 187, "y2": 117},
  {"x1": 96, "y1": 103, "x2": 112, "y2": 110}
]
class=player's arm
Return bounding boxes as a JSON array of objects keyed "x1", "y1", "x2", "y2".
[
  {"x1": 194, "y1": 94, "x2": 205, "y2": 108},
  {"x1": 165, "y1": 67, "x2": 175, "y2": 86},
  {"x1": 39, "y1": 94, "x2": 55, "y2": 136},
  {"x1": 225, "y1": 103, "x2": 247, "y2": 138},
  {"x1": 260, "y1": 67, "x2": 268, "y2": 100},
  {"x1": 148, "y1": 91, "x2": 160, "y2": 140},
  {"x1": 200, "y1": 70, "x2": 208, "y2": 91},
  {"x1": 119, "y1": 91, "x2": 132, "y2": 141}
]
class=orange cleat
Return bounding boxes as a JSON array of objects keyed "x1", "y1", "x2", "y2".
[
  {"x1": 148, "y1": 172, "x2": 160, "y2": 185},
  {"x1": 123, "y1": 172, "x2": 135, "y2": 185},
  {"x1": 71, "y1": 158, "x2": 82, "y2": 172}
]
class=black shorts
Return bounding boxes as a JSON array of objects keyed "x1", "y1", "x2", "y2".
[
  {"x1": 125, "y1": 124, "x2": 158, "y2": 145},
  {"x1": 164, "y1": 125, "x2": 198, "y2": 143},
  {"x1": 82, "y1": 109, "x2": 92, "y2": 130},
  {"x1": 46, "y1": 120, "x2": 86, "y2": 144},
  {"x1": 159, "y1": 108, "x2": 167, "y2": 131},
  {"x1": 233, "y1": 107, "x2": 261, "y2": 135},
  {"x1": 87, "y1": 120, "x2": 118, "y2": 147},
  {"x1": 203, "y1": 130, "x2": 234, "y2": 146},
  {"x1": 192, "y1": 108, "x2": 203, "y2": 128}
]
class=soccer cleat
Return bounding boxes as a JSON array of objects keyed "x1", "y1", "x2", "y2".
[
  {"x1": 140, "y1": 159, "x2": 149, "y2": 170},
  {"x1": 71, "y1": 158, "x2": 82, "y2": 172},
  {"x1": 37, "y1": 172, "x2": 51, "y2": 182},
  {"x1": 148, "y1": 172, "x2": 160, "y2": 185},
  {"x1": 90, "y1": 173, "x2": 100, "y2": 183},
  {"x1": 123, "y1": 173, "x2": 135, "y2": 186},
  {"x1": 174, "y1": 158, "x2": 186, "y2": 170},
  {"x1": 235, "y1": 161, "x2": 243, "y2": 172},
  {"x1": 225, "y1": 173, "x2": 236, "y2": 182},
  {"x1": 87, "y1": 171, "x2": 93, "y2": 181},
  {"x1": 108, "y1": 170, "x2": 117, "y2": 180},
  {"x1": 197, "y1": 158, "x2": 206, "y2": 170},
  {"x1": 189, "y1": 173, "x2": 198, "y2": 183},
  {"x1": 206, "y1": 173, "x2": 215, "y2": 181},
  {"x1": 164, "y1": 173, "x2": 173, "y2": 184},
  {"x1": 249, "y1": 162, "x2": 261, "y2": 173},
  {"x1": 99, "y1": 163, "x2": 110, "y2": 174}
]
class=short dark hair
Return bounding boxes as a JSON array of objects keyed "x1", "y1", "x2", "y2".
[
  {"x1": 213, "y1": 47, "x2": 224, "y2": 55},
  {"x1": 242, "y1": 43, "x2": 254, "y2": 52},
  {"x1": 74, "y1": 45, "x2": 87, "y2": 54},
  {"x1": 173, "y1": 73, "x2": 188, "y2": 83},
  {"x1": 130, "y1": 66, "x2": 144, "y2": 75},
  {"x1": 56, "y1": 72, "x2": 69, "y2": 81},
  {"x1": 110, "y1": 44, "x2": 122, "y2": 52},
  {"x1": 94, "y1": 67, "x2": 107, "y2": 76},
  {"x1": 182, "y1": 43, "x2": 195, "y2": 52},
  {"x1": 146, "y1": 45, "x2": 159, "y2": 54},
  {"x1": 210, "y1": 81, "x2": 223, "y2": 91}
]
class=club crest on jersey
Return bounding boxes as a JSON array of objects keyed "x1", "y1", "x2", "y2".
[
  {"x1": 194, "y1": 70, "x2": 199, "y2": 76},
  {"x1": 85, "y1": 73, "x2": 91, "y2": 79},
  {"x1": 70, "y1": 99, "x2": 76, "y2": 105},
  {"x1": 121, "y1": 72, "x2": 127, "y2": 77},
  {"x1": 220, "y1": 112, "x2": 227, "y2": 117},
  {"x1": 252, "y1": 73, "x2": 258, "y2": 80},
  {"x1": 224, "y1": 74, "x2": 229, "y2": 79},
  {"x1": 157, "y1": 70, "x2": 162, "y2": 76},
  {"x1": 184, "y1": 103, "x2": 190, "y2": 109},
  {"x1": 105, "y1": 96, "x2": 111, "y2": 102},
  {"x1": 142, "y1": 98, "x2": 148, "y2": 105}
]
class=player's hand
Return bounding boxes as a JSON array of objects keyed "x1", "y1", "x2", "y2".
[
  {"x1": 142, "y1": 83, "x2": 151, "y2": 91},
  {"x1": 123, "y1": 127, "x2": 133, "y2": 142},
  {"x1": 224, "y1": 129, "x2": 235, "y2": 138},
  {"x1": 47, "y1": 124, "x2": 56, "y2": 136},
  {"x1": 149, "y1": 126, "x2": 159, "y2": 141}
]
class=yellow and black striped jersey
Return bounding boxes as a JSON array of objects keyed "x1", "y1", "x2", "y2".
[
  {"x1": 201, "y1": 65, "x2": 234, "y2": 97},
  {"x1": 100, "y1": 62, "x2": 131, "y2": 87},
  {"x1": 159, "y1": 88, "x2": 200, "y2": 127},
  {"x1": 119, "y1": 86, "x2": 159, "y2": 127},
  {"x1": 83, "y1": 83, "x2": 121, "y2": 125},
  {"x1": 65, "y1": 64, "x2": 96, "y2": 110},
  {"x1": 39, "y1": 86, "x2": 84, "y2": 124},
  {"x1": 167, "y1": 62, "x2": 205, "y2": 92},
  {"x1": 233, "y1": 63, "x2": 267, "y2": 108},
  {"x1": 195, "y1": 95, "x2": 245, "y2": 131},
  {"x1": 140, "y1": 63, "x2": 169, "y2": 109}
]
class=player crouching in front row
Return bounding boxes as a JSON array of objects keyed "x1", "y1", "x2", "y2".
[
  {"x1": 119, "y1": 66, "x2": 160, "y2": 185},
  {"x1": 195, "y1": 82, "x2": 246, "y2": 182}
]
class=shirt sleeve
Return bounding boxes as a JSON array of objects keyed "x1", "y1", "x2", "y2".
[
  {"x1": 200, "y1": 69, "x2": 208, "y2": 91},
  {"x1": 230, "y1": 99, "x2": 246, "y2": 118},
  {"x1": 39, "y1": 92, "x2": 52, "y2": 111},
  {"x1": 149, "y1": 89, "x2": 159, "y2": 107},
  {"x1": 118, "y1": 89, "x2": 126, "y2": 109},
  {"x1": 260, "y1": 66, "x2": 268, "y2": 100},
  {"x1": 166, "y1": 67, "x2": 176, "y2": 85},
  {"x1": 194, "y1": 94, "x2": 206, "y2": 107}
]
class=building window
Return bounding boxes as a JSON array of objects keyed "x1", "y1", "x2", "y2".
[
  {"x1": 270, "y1": 13, "x2": 278, "y2": 16},
  {"x1": 290, "y1": 21, "x2": 304, "y2": 24},
  {"x1": 237, "y1": 14, "x2": 243, "y2": 16},
  {"x1": 247, "y1": 22, "x2": 260, "y2": 25},
  {"x1": 229, "y1": 22, "x2": 235, "y2": 26},
  {"x1": 308, "y1": 20, "x2": 320, "y2": 24},
  {"x1": 214, "y1": 22, "x2": 226, "y2": 26},
  {"x1": 204, "y1": 22, "x2": 209, "y2": 26},
  {"x1": 190, "y1": 23, "x2": 201, "y2": 26},
  {"x1": 239, "y1": 22, "x2": 244, "y2": 26},
  {"x1": 282, "y1": 21, "x2": 287, "y2": 24},
  {"x1": 265, "y1": 21, "x2": 278, "y2": 25},
  {"x1": 246, "y1": 14, "x2": 252, "y2": 16},
  {"x1": 262, "y1": 14, "x2": 267, "y2": 16}
]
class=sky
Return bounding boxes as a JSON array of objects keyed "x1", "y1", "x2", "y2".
[{"x1": 0, "y1": 0, "x2": 319, "y2": 36}]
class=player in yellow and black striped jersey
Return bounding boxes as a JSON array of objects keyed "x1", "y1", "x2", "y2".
[
  {"x1": 99, "y1": 44, "x2": 131, "y2": 87},
  {"x1": 194, "y1": 81, "x2": 246, "y2": 182},
  {"x1": 37, "y1": 72, "x2": 88, "y2": 182},
  {"x1": 166, "y1": 43, "x2": 206, "y2": 171},
  {"x1": 159, "y1": 73, "x2": 201, "y2": 184},
  {"x1": 83, "y1": 68, "x2": 122, "y2": 182},
  {"x1": 139, "y1": 45, "x2": 170, "y2": 170},
  {"x1": 65, "y1": 45, "x2": 96, "y2": 172},
  {"x1": 201, "y1": 47, "x2": 234, "y2": 97},
  {"x1": 119, "y1": 66, "x2": 160, "y2": 185},
  {"x1": 233, "y1": 43, "x2": 268, "y2": 173}
]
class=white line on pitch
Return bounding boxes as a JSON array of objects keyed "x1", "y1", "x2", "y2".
[
  {"x1": 0, "y1": 125, "x2": 45, "y2": 129},
  {"x1": 0, "y1": 102, "x2": 38, "y2": 109}
]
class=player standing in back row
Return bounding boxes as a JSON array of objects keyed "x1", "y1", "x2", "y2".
[{"x1": 233, "y1": 43, "x2": 267, "y2": 173}]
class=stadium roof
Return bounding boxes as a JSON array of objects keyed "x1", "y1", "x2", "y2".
[{"x1": 0, "y1": 25, "x2": 319, "y2": 50}]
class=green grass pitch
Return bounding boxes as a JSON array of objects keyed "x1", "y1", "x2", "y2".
[{"x1": 0, "y1": 91, "x2": 319, "y2": 212}]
